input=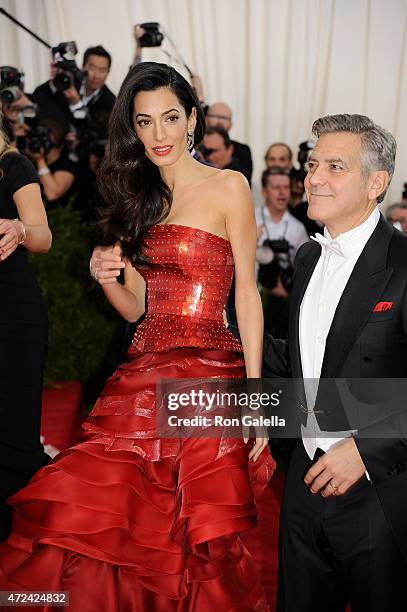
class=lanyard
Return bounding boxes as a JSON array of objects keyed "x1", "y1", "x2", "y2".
[{"x1": 261, "y1": 207, "x2": 289, "y2": 241}]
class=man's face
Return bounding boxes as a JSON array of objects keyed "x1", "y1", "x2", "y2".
[
  {"x1": 263, "y1": 175, "x2": 291, "y2": 213},
  {"x1": 206, "y1": 103, "x2": 232, "y2": 132},
  {"x1": 305, "y1": 132, "x2": 374, "y2": 231},
  {"x1": 265, "y1": 144, "x2": 292, "y2": 169},
  {"x1": 202, "y1": 133, "x2": 233, "y2": 169},
  {"x1": 83, "y1": 54, "x2": 110, "y2": 91}
]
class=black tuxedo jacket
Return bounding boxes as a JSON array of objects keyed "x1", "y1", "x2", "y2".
[
  {"x1": 228, "y1": 140, "x2": 253, "y2": 185},
  {"x1": 32, "y1": 81, "x2": 116, "y2": 140},
  {"x1": 263, "y1": 214, "x2": 407, "y2": 562}
]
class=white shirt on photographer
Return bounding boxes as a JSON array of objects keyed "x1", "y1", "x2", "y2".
[
  {"x1": 255, "y1": 207, "x2": 309, "y2": 267},
  {"x1": 68, "y1": 83, "x2": 101, "y2": 119}
]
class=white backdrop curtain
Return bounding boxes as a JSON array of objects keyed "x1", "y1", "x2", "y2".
[{"x1": 1, "y1": 0, "x2": 406, "y2": 205}]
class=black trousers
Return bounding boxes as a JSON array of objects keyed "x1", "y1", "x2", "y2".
[{"x1": 277, "y1": 440, "x2": 406, "y2": 612}]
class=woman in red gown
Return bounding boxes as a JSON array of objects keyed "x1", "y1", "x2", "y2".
[{"x1": 0, "y1": 62, "x2": 275, "y2": 611}]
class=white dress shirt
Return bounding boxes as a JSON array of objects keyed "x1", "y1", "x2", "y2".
[
  {"x1": 299, "y1": 207, "x2": 380, "y2": 460},
  {"x1": 69, "y1": 83, "x2": 101, "y2": 119}
]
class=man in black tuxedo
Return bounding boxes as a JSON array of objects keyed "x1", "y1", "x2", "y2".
[{"x1": 263, "y1": 114, "x2": 407, "y2": 611}]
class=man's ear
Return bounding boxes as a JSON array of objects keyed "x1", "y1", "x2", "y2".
[{"x1": 368, "y1": 170, "x2": 389, "y2": 201}]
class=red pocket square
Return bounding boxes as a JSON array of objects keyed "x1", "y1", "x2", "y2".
[{"x1": 373, "y1": 301, "x2": 393, "y2": 312}]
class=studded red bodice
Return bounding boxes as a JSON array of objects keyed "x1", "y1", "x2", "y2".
[{"x1": 130, "y1": 224, "x2": 242, "y2": 353}]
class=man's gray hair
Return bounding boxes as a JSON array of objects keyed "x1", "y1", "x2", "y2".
[{"x1": 312, "y1": 114, "x2": 396, "y2": 203}]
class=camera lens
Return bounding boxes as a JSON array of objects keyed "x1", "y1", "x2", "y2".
[
  {"x1": 28, "y1": 139, "x2": 42, "y2": 153},
  {"x1": 53, "y1": 72, "x2": 73, "y2": 91},
  {"x1": 0, "y1": 86, "x2": 21, "y2": 104}
]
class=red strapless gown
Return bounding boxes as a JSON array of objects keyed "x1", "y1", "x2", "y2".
[{"x1": 0, "y1": 224, "x2": 275, "y2": 611}]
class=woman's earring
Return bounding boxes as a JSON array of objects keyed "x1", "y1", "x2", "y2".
[{"x1": 187, "y1": 132, "x2": 194, "y2": 151}]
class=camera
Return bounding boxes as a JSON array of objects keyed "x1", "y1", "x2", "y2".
[
  {"x1": 51, "y1": 42, "x2": 86, "y2": 92},
  {"x1": 266, "y1": 238, "x2": 290, "y2": 254},
  {"x1": 25, "y1": 125, "x2": 53, "y2": 155},
  {"x1": 297, "y1": 140, "x2": 314, "y2": 169},
  {"x1": 138, "y1": 23, "x2": 164, "y2": 47},
  {"x1": 0, "y1": 66, "x2": 24, "y2": 104},
  {"x1": 0, "y1": 85, "x2": 21, "y2": 104},
  {"x1": 0, "y1": 66, "x2": 24, "y2": 89},
  {"x1": 257, "y1": 239, "x2": 293, "y2": 291},
  {"x1": 14, "y1": 105, "x2": 53, "y2": 156}
]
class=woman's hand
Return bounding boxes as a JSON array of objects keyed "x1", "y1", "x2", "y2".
[
  {"x1": 90, "y1": 242, "x2": 125, "y2": 285},
  {"x1": 242, "y1": 379, "x2": 269, "y2": 462},
  {"x1": 248, "y1": 432, "x2": 269, "y2": 462},
  {"x1": 0, "y1": 218, "x2": 25, "y2": 261},
  {"x1": 242, "y1": 411, "x2": 269, "y2": 462}
]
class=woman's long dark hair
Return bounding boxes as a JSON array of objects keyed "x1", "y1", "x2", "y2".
[{"x1": 97, "y1": 62, "x2": 206, "y2": 267}]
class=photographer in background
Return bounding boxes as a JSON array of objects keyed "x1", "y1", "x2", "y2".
[
  {"x1": 256, "y1": 167, "x2": 308, "y2": 337},
  {"x1": 205, "y1": 102, "x2": 253, "y2": 185},
  {"x1": 25, "y1": 118, "x2": 77, "y2": 207},
  {"x1": 32, "y1": 44, "x2": 115, "y2": 141},
  {"x1": 289, "y1": 140, "x2": 321, "y2": 236},
  {"x1": 264, "y1": 142, "x2": 293, "y2": 170},
  {"x1": 0, "y1": 66, "x2": 35, "y2": 145},
  {"x1": 201, "y1": 125, "x2": 253, "y2": 184},
  {"x1": 386, "y1": 203, "x2": 407, "y2": 233},
  {"x1": 253, "y1": 141, "x2": 293, "y2": 208}
]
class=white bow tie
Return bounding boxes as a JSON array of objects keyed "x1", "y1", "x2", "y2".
[{"x1": 311, "y1": 233, "x2": 345, "y2": 257}]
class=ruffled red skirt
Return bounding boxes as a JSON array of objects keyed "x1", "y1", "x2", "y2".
[{"x1": 0, "y1": 348, "x2": 275, "y2": 611}]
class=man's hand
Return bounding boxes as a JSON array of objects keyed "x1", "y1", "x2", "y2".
[
  {"x1": 304, "y1": 438, "x2": 367, "y2": 497},
  {"x1": 270, "y1": 276, "x2": 289, "y2": 298},
  {"x1": 63, "y1": 85, "x2": 80, "y2": 105},
  {"x1": 133, "y1": 24, "x2": 146, "y2": 42},
  {"x1": 65, "y1": 131, "x2": 80, "y2": 152}
]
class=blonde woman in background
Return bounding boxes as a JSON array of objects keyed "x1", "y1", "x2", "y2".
[{"x1": 0, "y1": 113, "x2": 52, "y2": 541}]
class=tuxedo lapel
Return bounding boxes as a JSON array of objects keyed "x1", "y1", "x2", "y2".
[
  {"x1": 289, "y1": 243, "x2": 321, "y2": 378},
  {"x1": 321, "y1": 216, "x2": 394, "y2": 377}
]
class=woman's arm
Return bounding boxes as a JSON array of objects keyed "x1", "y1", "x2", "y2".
[
  {"x1": 0, "y1": 183, "x2": 52, "y2": 260},
  {"x1": 223, "y1": 172, "x2": 263, "y2": 378},
  {"x1": 223, "y1": 171, "x2": 268, "y2": 461},
  {"x1": 37, "y1": 164, "x2": 75, "y2": 202},
  {"x1": 90, "y1": 244, "x2": 146, "y2": 322}
]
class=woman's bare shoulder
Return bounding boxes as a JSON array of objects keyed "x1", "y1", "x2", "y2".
[{"x1": 199, "y1": 168, "x2": 250, "y2": 199}]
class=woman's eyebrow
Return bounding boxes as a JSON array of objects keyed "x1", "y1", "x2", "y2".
[{"x1": 135, "y1": 108, "x2": 180, "y2": 119}]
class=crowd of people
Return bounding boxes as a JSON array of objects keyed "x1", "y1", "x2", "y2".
[
  {"x1": 0, "y1": 23, "x2": 407, "y2": 612},
  {"x1": 2, "y1": 29, "x2": 406, "y2": 338}
]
